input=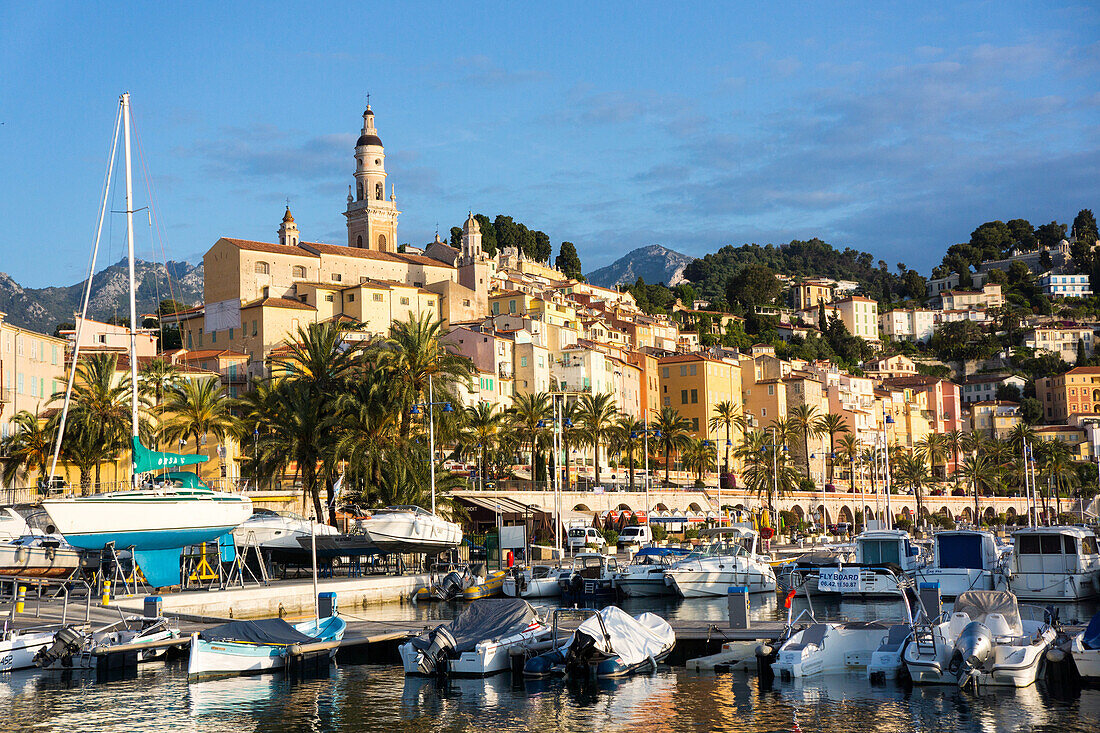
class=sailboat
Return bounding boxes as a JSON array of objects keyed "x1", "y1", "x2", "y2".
[{"x1": 40, "y1": 93, "x2": 252, "y2": 588}]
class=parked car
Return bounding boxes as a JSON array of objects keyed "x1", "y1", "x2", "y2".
[
  {"x1": 617, "y1": 525, "x2": 652, "y2": 549},
  {"x1": 827, "y1": 522, "x2": 852, "y2": 536},
  {"x1": 567, "y1": 526, "x2": 607, "y2": 552}
]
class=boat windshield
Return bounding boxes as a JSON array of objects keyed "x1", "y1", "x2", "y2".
[
  {"x1": 701, "y1": 537, "x2": 752, "y2": 557},
  {"x1": 629, "y1": 552, "x2": 674, "y2": 567},
  {"x1": 573, "y1": 555, "x2": 612, "y2": 571}
]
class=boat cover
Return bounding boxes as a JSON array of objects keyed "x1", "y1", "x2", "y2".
[
  {"x1": 795, "y1": 550, "x2": 849, "y2": 567},
  {"x1": 937, "y1": 533, "x2": 984, "y2": 570},
  {"x1": 438, "y1": 598, "x2": 539, "y2": 653},
  {"x1": 634, "y1": 546, "x2": 691, "y2": 558},
  {"x1": 199, "y1": 619, "x2": 316, "y2": 645},
  {"x1": 1083, "y1": 611, "x2": 1100, "y2": 650},
  {"x1": 574, "y1": 606, "x2": 675, "y2": 668},
  {"x1": 953, "y1": 590, "x2": 1022, "y2": 635}
]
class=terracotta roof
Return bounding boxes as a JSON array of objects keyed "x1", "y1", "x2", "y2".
[
  {"x1": 1065, "y1": 367, "x2": 1100, "y2": 374},
  {"x1": 175, "y1": 349, "x2": 249, "y2": 360},
  {"x1": 241, "y1": 296, "x2": 316, "y2": 311},
  {"x1": 223, "y1": 238, "x2": 319, "y2": 257}
]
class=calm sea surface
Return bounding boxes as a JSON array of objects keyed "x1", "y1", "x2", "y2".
[{"x1": 4, "y1": 593, "x2": 1100, "y2": 732}]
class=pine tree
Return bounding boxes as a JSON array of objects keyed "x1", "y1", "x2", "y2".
[{"x1": 555, "y1": 242, "x2": 583, "y2": 279}]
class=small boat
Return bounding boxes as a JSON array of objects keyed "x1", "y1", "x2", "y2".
[
  {"x1": 362, "y1": 506, "x2": 462, "y2": 555},
  {"x1": 34, "y1": 615, "x2": 180, "y2": 669},
  {"x1": 793, "y1": 529, "x2": 926, "y2": 597},
  {"x1": 773, "y1": 621, "x2": 913, "y2": 680},
  {"x1": 663, "y1": 527, "x2": 776, "y2": 597},
  {"x1": 187, "y1": 614, "x2": 346, "y2": 680},
  {"x1": 0, "y1": 535, "x2": 85, "y2": 579},
  {"x1": 503, "y1": 564, "x2": 569, "y2": 598},
  {"x1": 1068, "y1": 610, "x2": 1100, "y2": 684},
  {"x1": 462, "y1": 569, "x2": 507, "y2": 600},
  {"x1": 399, "y1": 598, "x2": 551, "y2": 676},
  {"x1": 523, "y1": 606, "x2": 675, "y2": 679},
  {"x1": 231, "y1": 508, "x2": 340, "y2": 562},
  {"x1": 1008, "y1": 526, "x2": 1100, "y2": 601},
  {"x1": 0, "y1": 507, "x2": 32, "y2": 541},
  {"x1": 0, "y1": 626, "x2": 59, "y2": 672},
  {"x1": 614, "y1": 546, "x2": 692, "y2": 597},
  {"x1": 903, "y1": 589, "x2": 1055, "y2": 688},
  {"x1": 914, "y1": 529, "x2": 1010, "y2": 599},
  {"x1": 558, "y1": 553, "x2": 620, "y2": 601},
  {"x1": 414, "y1": 565, "x2": 473, "y2": 602}
]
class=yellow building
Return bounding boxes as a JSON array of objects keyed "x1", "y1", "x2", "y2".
[
  {"x1": 967, "y1": 400, "x2": 1021, "y2": 440},
  {"x1": 795, "y1": 279, "x2": 836, "y2": 310},
  {"x1": 836, "y1": 296, "x2": 880, "y2": 341},
  {"x1": 658, "y1": 354, "x2": 744, "y2": 443},
  {"x1": 0, "y1": 313, "x2": 69, "y2": 442}
]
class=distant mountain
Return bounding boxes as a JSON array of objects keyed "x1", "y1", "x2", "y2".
[
  {"x1": 0, "y1": 259, "x2": 203, "y2": 334},
  {"x1": 586, "y1": 245, "x2": 694, "y2": 288}
]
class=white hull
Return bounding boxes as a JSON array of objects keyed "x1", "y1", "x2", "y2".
[
  {"x1": 1009, "y1": 571, "x2": 1100, "y2": 601},
  {"x1": 0, "y1": 630, "x2": 56, "y2": 672},
  {"x1": 0, "y1": 541, "x2": 83, "y2": 579},
  {"x1": 187, "y1": 617, "x2": 345, "y2": 679},
  {"x1": 773, "y1": 623, "x2": 906, "y2": 679},
  {"x1": 1070, "y1": 634, "x2": 1100, "y2": 683},
  {"x1": 399, "y1": 624, "x2": 552, "y2": 676},
  {"x1": 914, "y1": 568, "x2": 1000, "y2": 598},
  {"x1": 502, "y1": 576, "x2": 563, "y2": 599},
  {"x1": 666, "y1": 565, "x2": 776, "y2": 598},
  {"x1": 798, "y1": 567, "x2": 909, "y2": 597},
  {"x1": 364, "y1": 510, "x2": 462, "y2": 555}
]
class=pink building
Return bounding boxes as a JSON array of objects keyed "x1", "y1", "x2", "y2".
[{"x1": 884, "y1": 376, "x2": 964, "y2": 472}]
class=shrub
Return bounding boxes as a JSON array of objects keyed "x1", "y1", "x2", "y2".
[
  {"x1": 601, "y1": 529, "x2": 619, "y2": 546},
  {"x1": 650, "y1": 523, "x2": 668, "y2": 542}
]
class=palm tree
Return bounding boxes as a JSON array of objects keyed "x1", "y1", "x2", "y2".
[
  {"x1": 708, "y1": 400, "x2": 739, "y2": 475},
  {"x1": 789, "y1": 403, "x2": 821, "y2": 481},
  {"x1": 895, "y1": 453, "x2": 930, "y2": 527},
  {"x1": 333, "y1": 369, "x2": 402, "y2": 494},
  {"x1": 944, "y1": 429, "x2": 965, "y2": 486},
  {"x1": 816, "y1": 412, "x2": 849, "y2": 484},
  {"x1": 508, "y1": 392, "x2": 551, "y2": 484},
  {"x1": 651, "y1": 407, "x2": 691, "y2": 485},
  {"x1": 139, "y1": 358, "x2": 182, "y2": 443},
  {"x1": 376, "y1": 314, "x2": 474, "y2": 440},
  {"x1": 610, "y1": 415, "x2": 646, "y2": 492},
  {"x1": 65, "y1": 353, "x2": 133, "y2": 491},
  {"x1": 681, "y1": 437, "x2": 717, "y2": 486},
  {"x1": 734, "y1": 428, "x2": 800, "y2": 515},
  {"x1": 1038, "y1": 440, "x2": 1079, "y2": 520},
  {"x1": 958, "y1": 455, "x2": 995, "y2": 526},
  {"x1": 461, "y1": 402, "x2": 505, "y2": 490},
  {"x1": 577, "y1": 392, "x2": 618, "y2": 487},
  {"x1": 160, "y1": 378, "x2": 240, "y2": 459},
  {"x1": 1, "y1": 411, "x2": 53, "y2": 488},
  {"x1": 916, "y1": 433, "x2": 950, "y2": 482},
  {"x1": 837, "y1": 433, "x2": 860, "y2": 489}
]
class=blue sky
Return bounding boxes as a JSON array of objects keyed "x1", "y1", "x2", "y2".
[{"x1": 1, "y1": 2, "x2": 1098, "y2": 287}]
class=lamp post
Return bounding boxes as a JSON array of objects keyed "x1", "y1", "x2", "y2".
[
  {"x1": 883, "y1": 406, "x2": 896, "y2": 531},
  {"x1": 703, "y1": 438, "x2": 722, "y2": 526},
  {"x1": 409, "y1": 373, "x2": 453, "y2": 515},
  {"x1": 632, "y1": 411, "x2": 661, "y2": 534}
]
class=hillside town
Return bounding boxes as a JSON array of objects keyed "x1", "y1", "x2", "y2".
[{"x1": 1, "y1": 104, "x2": 1098, "y2": 536}]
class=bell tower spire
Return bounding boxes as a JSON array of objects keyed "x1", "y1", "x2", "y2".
[{"x1": 344, "y1": 99, "x2": 399, "y2": 251}]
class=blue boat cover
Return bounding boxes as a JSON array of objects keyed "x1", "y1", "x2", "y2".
[
  {"x1": 1084, "y1": 611, "x2": 1100, "y2": 650},
  {"x1": 199, "y1": 618, "x2": 316, "y2": 645},
  {"x1": 635, "y1": 546, "x2": 691, "y2": 557},
  {"x1": 938, "y1": 534, "x2": 983, "y2": 570}
]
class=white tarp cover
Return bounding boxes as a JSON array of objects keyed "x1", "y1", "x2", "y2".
[
  {"x1": 574, "y1": 606, "x2": 675, "y2": 668},
  {"x1": 953, "y1": 590, "x2": 1023, "y2": 635}
]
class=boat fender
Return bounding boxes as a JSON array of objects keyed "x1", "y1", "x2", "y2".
[
  {"x1": 1045, "y1": 648, "x2": 1067, "y2": 664},
  {"x1": 755, "y1": 643, "x2": 776, "y2": 683},
  {"x1": 517, "y1": 574, "x2": 528, "y2": 594},
  {"x1": 287, "y1": 643, "x2": 302, "y2": 657},
  {"x1": 648, "y1": 653, "x2": 657, "y2": 672},
  {"x1": 571, "y1": 574, "x2": 585, "y2": 595}
]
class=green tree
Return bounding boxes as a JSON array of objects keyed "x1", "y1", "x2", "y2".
[
  {"x1": 958, "y1": 455, "x2": 995, "y2": 525},
  {"x1": 63, "y1": 353, "x2": 135, "y2": 491},
  {"x1": 532, "y1": 230, "x2": 552, "y2": 263},
  {"x1": 508, "y1": 392, "x2": 552, "y2": 484},
  {"x1": 1, "y1": 411, "x2": 53, "y2": 488},
  {"x1": 708, "y1": 400, "x2": 739, "y2": 475},
  {"x1": 1036, "y1": 221, "x2": 1067, "y2": 250},
  {"x1": 555, "y1": 241, "x2": 584, "y2": 279},
  {"x1": 1020, "y1": 397, "x2": 1043, "y2": 425},
  {"x1": 449, "y1": 226, "x2": 463, "y2": 249},
  {"x1": 1074, "y1": 209, "x2": 1098, "y2": 245},
  {"x1": 160, "y1": 378, "x2": 240, "y2": 463},
  {"x1": 789, "y1": 403, "x2": 821, "y2": 479},
  {"x1": 726, "y1": 264, "x2": 781, "y2": 308},
  {"x1": 1006, "y1": 219, "x2": 1037, "y2": 250},
  {"x1": 610, "y1": 415, "x2": 646, "y2": 492},
  {"x1": 817, "y1": 413, "x2": 849, "y2": 483},
  {"x1": 577, "y1": 392, "x2": 619, "y2": 487},
  {"x1": 895, "y1": 453, "x2": 930, "y2": 526},
  {"x1": 651, "y1": 407, "x2": 691, "y2": 485},
  {"x1": 970, "y1": 221, "x2": 1014, "y2": 259},
  {"x1": 916, "y1": 432, "x2": 950, "y2": 481},
  {"x1": 681, "y1": 438, "x2": 716, "y2": 486}
]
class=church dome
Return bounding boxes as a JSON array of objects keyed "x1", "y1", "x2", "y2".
[
  {"x1": 463, "y1": 212, "x2": 481, "y2": 234},
  {"x1": 356, "y1": 133, "x2": 383, "y2": 147}
]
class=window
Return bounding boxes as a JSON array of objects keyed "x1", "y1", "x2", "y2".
[
  {"x1": 463, "y1": 299, "x2": 471, "y2": 307},
  {"x1": 509, "y1": 300, "x2": 517, "y2": 314},
  {"x1": 332, "y1": 273, "x2": 342, "y2": 282},
  {"x1": 252, "y1": 320, "x2": 258, "y2": 337},
  {"x1": 691, "y1": 389, "x2": 698, "y2": 404},
  {"x1": 229, "y1": 328, "x2": 234, "y2": 340},
  {"x1": 689, "y1": 364, "x2": 697, "y2": 376},
  {"x1": 681, "y1": 389, "x2": 688, "y2": 404},
  {"x1": 292, "y1": 265, "x2": 306, "y2": 278},
  {"x1": 325, "y1": 294, "x2": 334, "y2": 302},
  {"x1": 400, "y1": 297, "x2": 410, "y2": 305},
  {"x1": 254, "y1": 262, "x2": 269, "y2": 275},
  {"x1": 768, "y1": 384, "x2": 774, "y2": 395},
  {"x1": 662, "y1": 367, "x2": 669, "y2": 379},
  {"x1": 347, "y1": 294, "x2": 355, "y2": 302},
  {"x1": 51, "y1": 345, "x2": 58, "y2": 365},
  {"x1": 373, "y1": 293, "x2": 383, "y2": 302},
  {"x1": 762, "y1": 408, "x2": 767, "y2": 417},
  {"x1": 211, "y1": 330, "x2": 217, "y2": 343},
  {"x1": 521, "y1": 356, "x2": 528, "y2": 368}
]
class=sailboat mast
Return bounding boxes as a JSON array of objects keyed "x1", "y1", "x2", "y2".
[{"x1": 122, "y1": 93, "x2": 140, "y2": 451}]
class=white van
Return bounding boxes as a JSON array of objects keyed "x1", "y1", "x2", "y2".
[
  {"x1": 617, "y1": 525, "x2": 652, "y2": 549},
  {"x1": 567, "y1": 526, "x2": 607, "y2": 552}
]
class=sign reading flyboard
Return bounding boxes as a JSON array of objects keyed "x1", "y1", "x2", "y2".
[{"x1": 818, "y1": 567, "x2": 861, "y2": 593}]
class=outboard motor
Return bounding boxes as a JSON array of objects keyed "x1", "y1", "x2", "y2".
[
  {"x1": 415, "y1": 625, "x2": 457, "y2": 675},
  {"x1": 437, "y1": 571, "x2": 465, "y2": 601},
  {"x1": 564, "y1": 630, "x2": 601, "y2": 677},
  {"x1": 948, "y1": 621, "x2": 994, "y2": 688},
  {"x1": 33, "y1": 626, "x2": 87, "y2": 668}
]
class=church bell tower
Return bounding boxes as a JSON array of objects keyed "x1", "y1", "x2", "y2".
[{"x1": 344, "y1": 102, "x2": 399, "y2": 251}]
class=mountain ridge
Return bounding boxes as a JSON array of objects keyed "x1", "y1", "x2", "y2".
[{"x1": 585, "y1": 244, "x2": 694, "y2": 288}]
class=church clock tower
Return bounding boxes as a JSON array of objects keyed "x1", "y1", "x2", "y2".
[{"x1": 344, "y1": 104, "x2": 399, "y2": 251}]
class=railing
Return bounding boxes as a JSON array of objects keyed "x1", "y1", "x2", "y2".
[{"x1": 0, "y1": 387, "x2": 14, "y2": 403}]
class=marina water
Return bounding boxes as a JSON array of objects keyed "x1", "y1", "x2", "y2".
[{"x1": 4, "y1": 594, "x2": 1099, "y2": 732}]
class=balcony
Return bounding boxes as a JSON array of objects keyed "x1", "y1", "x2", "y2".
[
  {"x1": 0, "y1": 387, "x2": 11, "y2": 403},
  {"x1": 498, "y1": 365, "x2": 513, "y2": 379}
]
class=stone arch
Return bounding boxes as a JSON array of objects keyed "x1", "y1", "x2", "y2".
[
  {"x1": 375, "y1": 182, "x2": 384, "y2": 200},
  {"x1": 983, "y1": 506, "x2": 996, "y2": 522},
  {"x1": 959, "y1": 507, "x2": 973, "y2": 524},
  {"x1": 1006, "y1": 506, "x2": 1017, "y2": 518},
  {"x1": 688, "y1": 502, "x2": 703, "y2": 513},
  {"x1": 573, "y1": 503, "x2": 590, "y2": 512},
  {"x1": 617, "y1": 503, "x2": 632, "y2": 511},
  {"x1": 654, "y1": 503, "x2": 668, "y2": 512},
  {"x1": 937, "y1": 506, "x2": 952, "y2": 520},
  {"x1": 837, "y1": 505, "x2": 854, "y2": 523},
  {"x1": 900, "y1": 506, "x2": 912, "y2": 521},
  {"x1": 791, "y1": 505, "x2": 805, "y2": 522},
  {"x1": 378, "y1": 234, "x2": 387, "y2": 251},
  {"x1": 356, "y1": 235, "x2": 363, "y2": 247},
  {"x1": 864, "y1": 505, "x2": 877, "y2": 522},
  {"x1": 357, "y1": 181, "x2": 363, "y2": 200}
]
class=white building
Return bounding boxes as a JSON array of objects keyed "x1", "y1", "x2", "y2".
[
  {"x1": 1038, "y1": 272, "x2": 1092, "y2": 298},
  {"x1": 880, "y1": 308, "x2": 935, "y2": 343},
  {"x1": 835, "y1": 296, "x2": 879, "y2": 341}
]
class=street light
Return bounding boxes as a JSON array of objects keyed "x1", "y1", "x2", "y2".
[
  {"x1": 409, "y1": 374, "x2": 453, "y2": 515},
  {"x1": 883, "y1": 410, "x2": 895, "y2": 531},
  {"x1": 632, "y1": 412, "x2": 661, "y2": 533},
  {"x1": 703, "y1": 438, "x2": 722, "y2": 526}
]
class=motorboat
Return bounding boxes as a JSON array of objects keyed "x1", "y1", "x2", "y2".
[
  {"x1": 793, "y1": 529, "x2": 926, "y2": 597},
  {"x1": 0, "y1": 626, "x2": 59, "y2": 672},
  {"x1": 187, "y1": 614, "x2": 346, "y2": 680},
  {"x1": 779, "y1": 547, "x2": 856, "y2": 592},
  {"x1": 772, "y1": 567, "x2": 915, "y2": 680},
  {"x1": 0, "y1": 507, "x2": 32, "y2": 541},
  {"x1": 1008, "y1": 526, "x2": 1100, "y2": 601},
  {"x1": 42, "y1": 463, "x2": 252, "y2": 588},
  {"x1": 462, "y1": 569, "x2": 507, "y2": 600},
  {"x1": 34, "y1": 615, "x2": 180, "y2": 669},
  {"x1": 231, "y1": 508, "x2": 340, "y2": 562},
  {"x1": 362, "y1": 506, "x2": 462, "y2": 555},
  {"x1": 663, "y1": 527, "x2": 776, "y2": 597},
  {"x1": 1068, "y1": 610, "x2": 1100, "y2": 684},
  {"x1": 399, "y1": 598, "x2": 551, "y2": 676},
  {"x1": 523, "y1": 606, "x2": 675, "y2": 679},
  {"x1": 414, "y1": 564, "x2": 475, "y2": 602},
  {"x1": 913, "y1": 529, "x2": 1010, "y2": 599},
  {"x1": 903, "y1": 589, "x2": 1056, "y2": 688},
  {"x1": 0, "y1": 535, "x2": 85, "y2": 579},
  {"x1": 558, "y1": 553, "x2": 620, "y2": 601},
  {"x1": 614, "y1": 546, "x2": 692, "y2": 597},
  {"x1": 503, "y1": 564, "x2": 569, "y2": 599}
]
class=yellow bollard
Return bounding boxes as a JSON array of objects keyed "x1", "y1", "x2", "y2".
[
  {"x1": 101, "y1": 579, "x2": 110, "y2": 606},
  {"x1": 15, "y1": 585, "x2": 26, "y2": 613}
]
